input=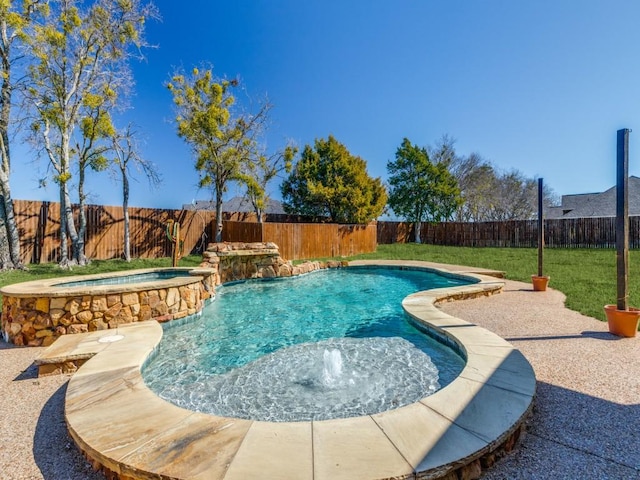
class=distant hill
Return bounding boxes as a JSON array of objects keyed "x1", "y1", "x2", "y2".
[{"x1": 183, "y1": 196, "x2": 286, "y2": 214}]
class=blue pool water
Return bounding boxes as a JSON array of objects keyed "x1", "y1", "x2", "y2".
[
  {"x1": 143, "y1": 267, "x2": 474, "y2": 422},
  {"x1": 56, "y1": 270, "x2": 191, "y2": 288}
]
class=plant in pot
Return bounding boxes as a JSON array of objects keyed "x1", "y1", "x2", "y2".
[
  {"x1": 532, "y1": 178, "x2": 549, "y2": 291},
  {"x1": 605, "y1": 128, "x2": 639, "y2": 337}
]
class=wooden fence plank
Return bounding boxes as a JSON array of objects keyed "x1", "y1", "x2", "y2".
[
  {"x1": 13, "y1": 200, "x2": 213, "y2": 264},
  {"x1": 377, "y1": 217, "x2": 639, "y2": 248},
  {"x1": 238, "y1": 221, "x2": 376, "y2": 261},
  {"x1": 16, "y1": 198, "x2": 640, "y2": 266}
]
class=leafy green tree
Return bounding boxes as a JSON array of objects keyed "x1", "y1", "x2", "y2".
[
  {"x1": 168, "y1": 67, "x2": 269, "y2": 241},
  {"x1": 0, "y1": 0, "x2": 45, "y2": 269},
  {"x1": 27, "y1": 0, "x2": 157, "y2": 266},
  {"x1": 281, "y1": 135, "x2": 386, "y2": 223},
  {"x1": 387, "y1": 138, "x2": 461, "y2": 243}
]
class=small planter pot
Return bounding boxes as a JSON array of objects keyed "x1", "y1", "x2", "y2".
[
  {"x1": 604, "y1": 305, "x2": 640, "y2": 337},
  {"x1": 531, "y1": 275, "x2": 550, "y2": 292}
]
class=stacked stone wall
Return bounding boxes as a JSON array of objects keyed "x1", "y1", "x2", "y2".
[
  {"x1": 2, "y1": 280, "x2": 212, "y2": 347},
  {"x1": 199, "y1": 242, "x2": 345, "y2": 285}
]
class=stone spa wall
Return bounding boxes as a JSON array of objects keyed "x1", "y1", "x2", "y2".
[
  {"x1": 199, "y1": 242, "x2": 345, "y2": 285},
  {"x1": 1, "y1": 269, "x2": 215, "y2": 347},
  {"x1": 1, "y1": 243, "x2": 344, "y2": 346}
]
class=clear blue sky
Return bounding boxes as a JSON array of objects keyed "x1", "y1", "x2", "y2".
[{"x1": 11, "y1": 0, "x2": 640, "y2": 209}]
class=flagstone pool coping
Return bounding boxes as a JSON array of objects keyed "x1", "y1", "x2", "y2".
[{"x1": 42, "y1": 260, "x2": 535, "y2": 480}]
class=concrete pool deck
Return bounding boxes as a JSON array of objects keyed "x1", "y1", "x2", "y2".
[{"x1": 29, "y1": 261, "x2": 536, "y2": 480}]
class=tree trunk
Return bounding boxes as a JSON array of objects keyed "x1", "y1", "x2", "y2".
[
  {"x1": 58, "y1": 186, "x2": 69, "y2": 266},
  {"x1": 74, "y1": 204, "x2": 88, "y2": 265},
  {"x1": 0, "y1": 189, "x2": 20, "y2": 269},
  {"x1": 248, "y1": 192, "x2": 264, "y2": 224},
  {"x1": 61, "y1": 182, "x2": 81, "y2": 267},
  {"x1": 0, "y1": 53, "x2": 22, "y2": 269},
  {"x1": 215, "y1": 190, "x2": 223, "y2": 243},
  {"x1": 415, "y1": 221, "x2": 422, "y2": 244},
  {"x1": 122, "y1": 171, "x2": 130, "y2": 261},
  {"x1": 2, "y1": 188, "x2": 22, "y2": 268},
  {"x1": 0, "y1": 198, "x2": 13, "y2": 269},
  {"x1": 75, "y1": 167, "x2": 88, "y2": 265}
]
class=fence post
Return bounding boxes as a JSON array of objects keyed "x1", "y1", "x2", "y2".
[
  {"x1": 616, "y1": 128, "x2": 630, "y2": 311},
  {"x1": 537, "y1": 178, "x2": 544, "y2": 277}
]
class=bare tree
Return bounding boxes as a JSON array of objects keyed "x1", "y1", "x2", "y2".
[
  {"x1": 236, "y1": 102, "x2": 297, "y2": 224},
  {"x1": 429, "y1": 134, "x2": 458, "y2": 166},
  {"x1": 451, "y1": 154, "x2": 557, "y2": 221},
  {"x1": 436, "y1": 135, "x2": 558, "y2": 222},
  {"x1": 111, "y1": 124, "x2": 161, "y2": 261},
  {"x1": 448, "y1": 152, "x2": 497, "y2": 221},
  {"x1": 240, "y1": 145, "x2": 295, "y2": 222}
]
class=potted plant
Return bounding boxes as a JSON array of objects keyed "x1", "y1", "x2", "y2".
[{"x1": 532, "y1": 178, "x2": 550, "y2": 291}]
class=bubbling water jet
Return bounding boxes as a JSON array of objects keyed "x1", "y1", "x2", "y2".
[
  {"x1": 155, "y1": 337, "x2": 442, "y2": 422},
  {"x1": 322, "y1": 348, "x2": 343, "y2": 386}
]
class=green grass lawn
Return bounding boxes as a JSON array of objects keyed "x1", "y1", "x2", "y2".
[
  {"x1": 349, "y1": 244, "x2": 640, "y2": 322},
  {"x1": 0, "y1": 246, "x2": 635, "y2": 323}
]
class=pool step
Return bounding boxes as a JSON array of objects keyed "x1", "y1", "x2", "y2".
[{"x1": 34, "y1": 321, "x2": 152, "y2": 377}]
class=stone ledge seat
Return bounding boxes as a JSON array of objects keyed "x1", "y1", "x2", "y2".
[{"x1": 51, "y1": 261, "x2": 535, "y2": 480}]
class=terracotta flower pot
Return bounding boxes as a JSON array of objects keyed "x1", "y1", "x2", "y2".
[
  {"x1": 604, "y1": 305, "x2": 640, "y2": 337},
  {"x1": 531, "y1": 275, "x2": 550, "y2": 292}
]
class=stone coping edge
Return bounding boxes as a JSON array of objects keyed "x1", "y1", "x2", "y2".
[
  {"x1": 0, "y1": 267, "x2": 213, "y2": 297},
  {"x1": 61, "y1": 261, "x2": 535, "y2": 480}
]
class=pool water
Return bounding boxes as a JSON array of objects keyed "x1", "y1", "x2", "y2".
[
  {"x1": 143, "y1": 267, "x2": 472, "y2": 422},
  {"x1": 56, "y1": 270, "x2": 191, "y2": 287}
]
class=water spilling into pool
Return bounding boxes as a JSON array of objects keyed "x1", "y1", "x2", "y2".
[{"x1": 143, "y1": 267, "x2": 473, "y2": 421}]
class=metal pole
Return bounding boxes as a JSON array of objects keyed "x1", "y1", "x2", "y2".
[
  {"x1": 616, "y1": 129, "x2": 630, "y2": 311},
  {"x1": 538, "y1": 178, "x2": 544, "y2": 277}
]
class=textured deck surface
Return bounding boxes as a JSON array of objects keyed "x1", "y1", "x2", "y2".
[{"x1": 55, "y1": 262, "x2": 534, "y2": 479}]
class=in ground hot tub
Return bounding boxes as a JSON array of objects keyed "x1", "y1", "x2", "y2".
[{"x1": 0, "y1": 267, "x2": 215, "y2": 347}]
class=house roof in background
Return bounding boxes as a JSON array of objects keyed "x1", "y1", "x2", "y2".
[
  {"x1": 546, "y1": 176, "x2": 640, "y2": 218},
  {"x1": 182, "y1": 196, "x2": 286, "y2": 214}
]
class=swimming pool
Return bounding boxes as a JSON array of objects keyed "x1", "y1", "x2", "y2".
[
  {"x1": 62, "y1": 260, "x2": 534, "y2": 480},
  {"x1": 143, "y1": 267, "x2": 476, "y2": 422}
]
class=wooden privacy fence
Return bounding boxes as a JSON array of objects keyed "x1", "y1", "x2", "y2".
[
  {"x1": 222, "y1": 221, "x2": 377, "y2": 260},
  {"x1": 11, "y1": 199, "x2": 377, "y2": 264},
  {"x1": 18, "y1": 197, "x2": 640, "y2": 265},
  {"x1": 14, "y1": 200, "x2": 215, "y2": 264},
  {"x1": 378, "y1": 217, "x2": 640, "y2": 248}
]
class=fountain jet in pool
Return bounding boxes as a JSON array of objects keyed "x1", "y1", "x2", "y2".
[{"x1": 322, "y1": 348, "x2": 343, "y2": 386}]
